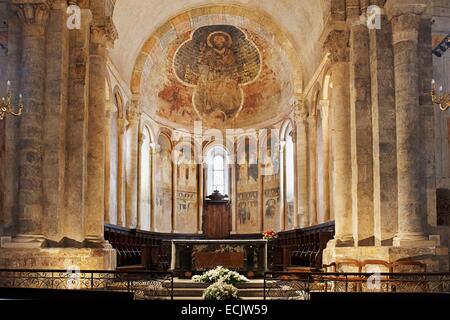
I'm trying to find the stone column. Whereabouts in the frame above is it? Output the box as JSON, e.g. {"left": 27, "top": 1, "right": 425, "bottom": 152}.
{"left": 348, "top": 12, "right": 374, "bottom": 246}
{"left": 369, "top": 10, "right": 398, "bottom": 246}
{"left": 386, "top": 0, "right": 432, "bottom": 246}
{"left": 295, "top": 102, "right": 309, "bottom": 228}
{"left": 279, "top": 141, "right": 286, "bottom": 231}
{"left": 198, "top": 163, "right": 204, "bottom": 234}
{"left": 125, "top": 101, "right": 140, "bottom": 229}
{"left": 116, "top": 116, "right": 126, "bottom": 226}
{"left": 308, "top": 113, "right": 318, "bottom": 226}
{"left": 136, "top": 131, "right": 145, "bottom": 230}
{"left": 64, "top": 6, "right": 91, "bottom": 243}
{"left": 150, "top": 146, "right": 157, "bottom": 231}
{"left": 85, "top": 22, "right": 116, "bottom": 245}
{"left": 104, "top": 108, "right": 113, "bottom": 225}
{"left": 319, "top": 100, "right": 331, "bottom": 222}
{"left": 325, "top": 29, "right": 354, "bottom": 246}
{"left": 11, "top": 0, "right": 51, "bottom": 246}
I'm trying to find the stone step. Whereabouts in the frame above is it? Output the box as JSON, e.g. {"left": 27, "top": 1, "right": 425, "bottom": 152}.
{"left": 174, "top": 296, "right": 265, "bottom": 301}
{"left": 172, "top": 287, "right": 264, "bottom": 298}
{"left": 171, "top": 279, "right": 265, "bottom": 289}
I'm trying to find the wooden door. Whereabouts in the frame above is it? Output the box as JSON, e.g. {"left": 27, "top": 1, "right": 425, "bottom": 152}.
{"left": 203, "top": 200, "right": 231, "bottom": 239}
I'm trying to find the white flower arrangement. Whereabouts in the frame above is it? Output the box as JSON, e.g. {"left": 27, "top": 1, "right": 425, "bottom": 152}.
{"left": 192, "top": 266, "right": 248, "bottom": 285}
{"left": 202, "top": 280, "right": 240, "bottom": 300}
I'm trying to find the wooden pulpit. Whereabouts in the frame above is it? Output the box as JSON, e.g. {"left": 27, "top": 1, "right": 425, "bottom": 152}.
{"left": 203, "top": 191, "right": 231, "bottom": 239}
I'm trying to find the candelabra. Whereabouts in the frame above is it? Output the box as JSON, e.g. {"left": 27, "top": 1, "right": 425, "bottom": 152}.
{"left": 0, "top": 81, "right": 23, "bottom": 120}
{"left": 431, "top": 79, "right": 450, "bottom": 111}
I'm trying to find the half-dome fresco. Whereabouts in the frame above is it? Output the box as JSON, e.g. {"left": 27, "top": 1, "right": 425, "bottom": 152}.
{"left": 140, "top": 18, "right": 295, "bottom": 129}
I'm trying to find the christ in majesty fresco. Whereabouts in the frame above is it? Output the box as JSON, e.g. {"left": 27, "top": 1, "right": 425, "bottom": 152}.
{"left": 173, "top": 25, "right": 261, "bottom": 122}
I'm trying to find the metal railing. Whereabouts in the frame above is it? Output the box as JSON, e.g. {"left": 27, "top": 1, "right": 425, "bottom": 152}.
{"left": 264, "top": 272, "right": 450, "bottom": 300}
{"left": 0, "top": 269, "right": 174, "bottom": 300}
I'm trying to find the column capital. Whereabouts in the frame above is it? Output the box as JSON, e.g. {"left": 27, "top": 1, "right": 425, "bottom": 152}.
{"left": 138, "top": 132, "right": 146, "bottom": 146}
{"left": 91, "top": 18, "right": 118, "bottom": 47}
{"left": 126, "top": 100, "right": 141, "bottom": 122}
{"left": 11, "top": 0, "right": 53, "bottom": 26}
{"left": 322, "top": 28, "right": 350, "bottom": 63}
{"left": 385, "top": 0, "right": 430, "bottom": 20}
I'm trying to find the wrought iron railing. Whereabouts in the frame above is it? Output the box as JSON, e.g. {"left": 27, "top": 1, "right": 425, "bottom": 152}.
{"left": 264, "top": 272, "right": 450, "bottom": 300}
{"left": 0, "top": 269, "right": 174, "bottom": 300}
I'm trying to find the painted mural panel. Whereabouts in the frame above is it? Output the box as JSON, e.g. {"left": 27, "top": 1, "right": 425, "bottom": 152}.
{"left": 262, "top": 134, "right": 280, "bottom": 231}
{"left": 236, "top": 140, "right": 259, "bottom": 233}
{"left": 176, "top": 158, "right": 198, "bottom": 233}
{"left": 155, "top": 135, "right": 172, "bottom": 232}
{"left": 141, "top": 23, "right": 294, "bottom": 129}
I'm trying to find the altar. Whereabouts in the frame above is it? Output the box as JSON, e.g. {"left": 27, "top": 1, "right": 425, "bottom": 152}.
{"left": 170, "top": 239, "right": 268, "bottom": 277}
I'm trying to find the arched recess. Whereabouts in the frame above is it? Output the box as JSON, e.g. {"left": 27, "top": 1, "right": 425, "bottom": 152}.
{"left": 280, "top": 119, "right": 295, "bottom": 230}
{"left": 235, "top": 132, "right": 260, "bottom": 234}
{"left": 138, "top": 124, "right": 153, "bottom": 231}
{"left": 172, "top": 140, "right": 200, "bottom": 233}
{"left": 261, "top": 128, "right": 281, "bottom": 232}
{"left": 154, "top": 132, "right": 173, "bottom": 233}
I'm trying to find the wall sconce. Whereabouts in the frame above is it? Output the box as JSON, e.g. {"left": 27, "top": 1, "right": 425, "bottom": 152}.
{"left": 431, "top": 79, "right": 450, "bottom": 111}
{"left": 0, "top": 81, "right": 23, "bottom": 120}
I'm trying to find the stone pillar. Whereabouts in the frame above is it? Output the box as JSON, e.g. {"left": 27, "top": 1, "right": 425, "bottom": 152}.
{"left": 125, "top": 101, "right": 140, "bottom": 229}
{"left": 325, "top": 29, "right": 354, "bottom": 246}
{"left": 104, "top": 108, "right": 113, "bottom": 225}
{"left": 85, "top": 22, "right": 116, "bottom": 245}
{"left": 369, "top": 11, "right": 398, "bottom": 246}
{"left": 308, "top": 113, "right": 318, "bottom": 226}
{"left": 12, "top": 0, "right": 51, "bottom": 246}
{"left": 386, "top": 0, "right": 432, "bottom": 246}
{"left": 117, "top": 117, "right": 126, "bottom": 226}
{"left": 348, "top": 13, "right": 374, "bottom": 246}
{"left": 150, "top": 146, "right": 157, "bottom": 231}
{"left": 64, "top": 6, "right": 91, "bottom": 243}
{"left": 295, "top": 102, "right": 309, "bottom": 228}
{"left": 319, "top": 100, "right": 331, "bottom": 222}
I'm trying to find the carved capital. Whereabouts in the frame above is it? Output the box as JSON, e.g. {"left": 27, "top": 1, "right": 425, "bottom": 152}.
{"left": 385, "top": 0, "right": 430, "bottom": 20}
{"left": 126, "top": 101, "right": 141, "bottom": 121}
{"left": 294, "top": 100, "right": 308, "bottom": 124}
{"left": 90, "top": 19, "right": 118, "bottom": 46}
{"left": 323, "top": 29, "right": 350, "bottom": 63}
{"left": 11, "top": 0, "right": 53, "bottom": 26}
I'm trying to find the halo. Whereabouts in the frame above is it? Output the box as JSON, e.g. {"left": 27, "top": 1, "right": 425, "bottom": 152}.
{"left": 207, "top": 31, "right": 233, "bottom": 48}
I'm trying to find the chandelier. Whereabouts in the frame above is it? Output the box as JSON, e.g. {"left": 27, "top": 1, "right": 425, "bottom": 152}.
{"left": 0, "top": 81, "right": 23, "bottom": 121}
{"left": 431, "top": 79, "right": 450, "bottom": 111}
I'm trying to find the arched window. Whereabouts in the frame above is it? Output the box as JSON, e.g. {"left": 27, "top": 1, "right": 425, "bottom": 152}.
{"left": 206, "top": 146, "right": 229, "bottom": 196}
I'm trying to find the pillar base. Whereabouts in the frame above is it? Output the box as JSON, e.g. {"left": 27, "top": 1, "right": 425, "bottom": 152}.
{"left": 83, "top": 236, "right": 113, "bottom": 249}
{"left": 2, "top": 235, "right": 46, "bottom": 249}
{"left": 0, "top": 247, "right": 117, "bottom": 270}
{"left": 393, "top": 233, "right": 435, "bottom": 247}
{"left": 334, "top": 236, "right": 355, "bottom": 247}
{"left": 323, "top": 240, "right": 449, "bottom": 272}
